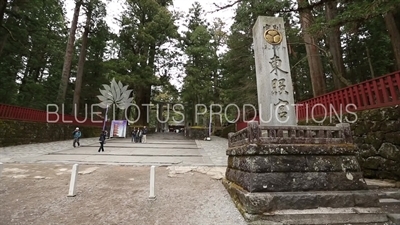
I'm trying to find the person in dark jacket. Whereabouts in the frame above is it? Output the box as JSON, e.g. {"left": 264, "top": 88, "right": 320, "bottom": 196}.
{"left": 138, "top": 128, "right": 143, "bottom": 143}
{"left": 72, "top": 127, "right": 81, "bottom": 148}
{"left": 142, "top": 126, "right": 148, "bottom": 143}
{"left": 132, "top": 127, "right": 138, "bottom": 143}
{"left": 98, "top": 130, "right": 106, "bottom": 152}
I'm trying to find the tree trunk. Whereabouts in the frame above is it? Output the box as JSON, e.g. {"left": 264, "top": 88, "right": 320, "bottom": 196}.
{"left": 384, "top": 11, "right": 400, "bottom": 70}
{"left": 0, "top": 0, "right": 7, "bottom": 26}
{"left": 56, "top": 0, "right": 82, "bottom": 106}
{"left": 148, "top": 43, "right": 156, "bottom": 68}
{"left": 365, "top": 45, "right": 375, "bottom": 78}
{"left": 298, "top": 0, "right": 326, "bottom": 97}
{"left": 135, "top": 40, "right": 155, "bottom": 125}
{"left": 72, "top": 6, "right": 92, "bottom": 116}
{"left": 18, "top": 67, "right": 32, "bottom": 104}
{"left": 157, "top": 102, "right": 163, "bottom": 132}
{"left": 0, "top": 0, "right": 27, "bottom": 57}
{"left": 134, "top": 85, "right": 152, "bottom": 126}
{"left": 326, "top": 1, "right": 347, "bottom": 89}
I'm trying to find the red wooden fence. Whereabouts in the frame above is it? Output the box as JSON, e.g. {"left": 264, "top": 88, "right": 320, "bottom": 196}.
{"left": 0, "top": 103, "right": 105, "bottom": 127}
{"left": 296, "top": 70, "right": 400, "bottom": 120}
{"left": 236, "top": 70, "right": 400, "bottom": 128}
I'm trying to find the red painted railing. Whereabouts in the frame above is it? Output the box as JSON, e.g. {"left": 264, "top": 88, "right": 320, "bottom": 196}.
{"left": 297, "top": 70, "right": 400, "bottom": 120}
{"left": 236, "top": 70, "right": 400, "bottom": 128}
{"left": 0, "top": 103, "right": 105, "bottom": 127}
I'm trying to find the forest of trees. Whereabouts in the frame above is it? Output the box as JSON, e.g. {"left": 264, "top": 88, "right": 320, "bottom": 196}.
{"left": 0, "top": 0, "right": 399, "bottom": 126}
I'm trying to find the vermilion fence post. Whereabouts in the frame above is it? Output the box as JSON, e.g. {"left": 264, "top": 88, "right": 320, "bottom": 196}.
{"left": 354, "top": 85, "right": 361, "bottom": 108}
{"left": 343, "top": 89, "right": 348, "bottom": 108}
{"left": 348, "top": 86, "right": 355, "bottom": 106}
{"left": 311, "top": 98, "right": 316, "bottom": 118}
{"left": 13, "top": 106, "right": 18, "bottom": 119}
{"left": 388, "top": 74, "right": 397, "bottom": 102}
{"left": 16, "top": 107, "right": 20, "bottom": 120}
{"left": 380, "top": 77, "right": 389, "bottom": 103}
{"left": 328, "top": 94, "right": 333, "bottom": 117}
{"left": 360, "top": 83, "right": 368, "bottom": 109}
{"left": 5, "top": 106, "right": 10, "bottom": 118}
{"left": 333, "top": 92, "right": 338, "bottom": 112}
{"left": 321, "top": 96, "right": 325, "bottom": 117}
{"left": 395, "top": 72, "right": 400, "bottom": 101}
{"left": 366, "top": 81, "right": 374, "bottom": 106}
{"left": 320, "top": 96, "right": 325, "bottom": 118}
{"left": 372, "top": 80, "right": 381, "bottom": 105}
{"left": 336, "top": 90, "right": 342, "bottom": 112}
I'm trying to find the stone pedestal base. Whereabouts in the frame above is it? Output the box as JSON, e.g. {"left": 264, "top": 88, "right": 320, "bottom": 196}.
{"left": 223, "top": 178, "right": 389, "bottom": 225}
{"left": 225, "top": 123, "right": 391, "bottom": 224}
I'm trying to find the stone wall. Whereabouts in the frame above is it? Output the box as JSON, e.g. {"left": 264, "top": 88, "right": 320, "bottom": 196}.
{"left": 185, "top": 127, "right": 208, "bottom": 139}
{"left": 221, "top": 124, "right": 235, "bottom": 138}
{"left": 0, "top": 119, "right": 102, "bottom": 147}
{"left": 299, "top": 105, "right": 400, "bottom": 181}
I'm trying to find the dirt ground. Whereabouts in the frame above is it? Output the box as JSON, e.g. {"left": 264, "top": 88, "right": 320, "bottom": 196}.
{"left": 2, "top": 163, "right": 400, "bottom": 225}
{"left": 0, "top": 163, "right": 246, "bottom": 225}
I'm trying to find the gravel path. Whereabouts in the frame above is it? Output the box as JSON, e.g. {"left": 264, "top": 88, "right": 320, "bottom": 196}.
{"left": 0, "top": 163, "right": 247, "bottom": 225}
{"left": 0, "top": 135, "right": 246, "bottom": 225}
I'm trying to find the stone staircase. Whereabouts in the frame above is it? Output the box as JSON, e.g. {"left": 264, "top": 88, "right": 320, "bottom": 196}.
{"left": 378, "top": 190, "right": 400, "bottom": 224}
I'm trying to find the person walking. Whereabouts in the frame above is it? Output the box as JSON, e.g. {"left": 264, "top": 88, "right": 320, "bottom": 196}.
{"left": 138, "top": 128, "right": 143, "bottom": 143}
{"left": 98, "top": 130, "right": 106, "bottom": 152}
{"left": 72, "top": 127, "right": 81, "bottom": 148}
{"left": 135, "top": 127, "right": 140, "bottom": 143}
{"left": 131, "top": 128, "right": 136, "bottom": 142}
{"left": 142, "top": 126, "right": 148, "bottom": 143}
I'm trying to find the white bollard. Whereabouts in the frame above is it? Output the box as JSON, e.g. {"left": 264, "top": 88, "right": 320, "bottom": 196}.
{"left": 67, "top": 164, "right": 79, "bottom": 197}
{"left": 149, "top": 165, "right": 156, "bottom": 200}
{"left": 0, "top": 162, "right": 3, "bottom": 178}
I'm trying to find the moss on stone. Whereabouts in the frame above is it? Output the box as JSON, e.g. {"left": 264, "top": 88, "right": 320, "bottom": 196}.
{"left": 353, "top": 122, "right": 369, "bottom": 136}
{"left": 378, "top": 142, "right": 400, "bottom": 161}
{"left": 295, "top": 106, "right": 400, "bottom": 180}
{"left": 357, "top": 144, "right": 378, "bottom": 158}
{"left": 384, "top": 132, "right": 400, "bottom": 145}
{"left": 364, "top": 131, "right": 384, "bottom": 150}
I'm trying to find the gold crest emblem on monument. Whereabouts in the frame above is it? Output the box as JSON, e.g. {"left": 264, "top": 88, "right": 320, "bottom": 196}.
{"left": 264, "top": 29, "right": 282, "bottom": 45}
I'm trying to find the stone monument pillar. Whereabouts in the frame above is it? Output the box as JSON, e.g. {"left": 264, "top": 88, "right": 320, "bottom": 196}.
{"left": 222, "top": 16, "right": 390, "bottom": 225}
{"left": 253, "top": 16, "right": 296, "bottom": 126}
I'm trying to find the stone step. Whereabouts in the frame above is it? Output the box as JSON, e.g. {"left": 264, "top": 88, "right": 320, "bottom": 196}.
{"left": 245, "top": 208, "right": 389, "bottom": 225}
{"left": 378, "top": 191, "right": 400, "bottom": 199}
{"left": 365, "top": 179, "right": 397, "bottom": 189}
{"left": 379, "top": 198, "right": 400, "bottom": 204}
{"left": 387, "top": 214, "right": 400, "bottom": 224}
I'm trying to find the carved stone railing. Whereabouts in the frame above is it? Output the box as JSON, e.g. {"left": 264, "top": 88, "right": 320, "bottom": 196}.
{"left": 227, "top": 127, "right": 249, "bottom": 147}
{"left": 228, "top": 121, "right": 352, "bottom": 147}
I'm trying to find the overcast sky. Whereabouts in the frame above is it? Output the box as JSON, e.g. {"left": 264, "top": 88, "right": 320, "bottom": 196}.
{"left": 64, "top": 0, "right": 236, "bottom": 33}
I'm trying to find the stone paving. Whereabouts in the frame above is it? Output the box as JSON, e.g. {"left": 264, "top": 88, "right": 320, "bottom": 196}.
{"left": 0, "top": 137, "right": 100, "bottom": 163}
{"left": 0, "top": 133, "right": 229, "bottom": 166}
{"left": 195, "top": 136, "right": 228, "bottom": 166}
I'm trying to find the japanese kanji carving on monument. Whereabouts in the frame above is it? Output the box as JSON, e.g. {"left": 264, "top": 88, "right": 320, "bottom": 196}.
{"left": 253, "top": 17, "right": 296, "bottom": 126}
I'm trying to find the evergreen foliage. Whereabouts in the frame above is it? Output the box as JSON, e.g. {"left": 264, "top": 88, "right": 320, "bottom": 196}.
{"left": 0, "top": 0, "right": 399, "bottom": 126}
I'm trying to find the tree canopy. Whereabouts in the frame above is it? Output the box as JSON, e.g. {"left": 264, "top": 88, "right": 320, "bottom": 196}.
{"left": 1, "top": 0, "right": 399, "bottom": 126}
